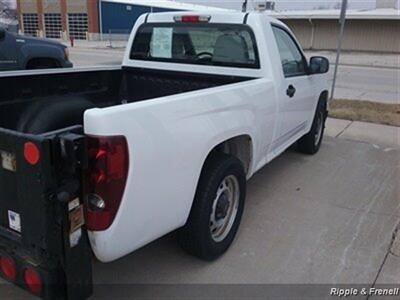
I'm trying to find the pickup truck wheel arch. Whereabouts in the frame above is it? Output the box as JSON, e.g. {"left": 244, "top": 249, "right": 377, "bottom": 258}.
{"left": 16, "top": 97, "right": 95, "bottom": 134}
{"left": 207, "top": 135, "right": 253, "bottom": 176}
{"left": 297, "top": 94, "right": 328, "bottom": 155}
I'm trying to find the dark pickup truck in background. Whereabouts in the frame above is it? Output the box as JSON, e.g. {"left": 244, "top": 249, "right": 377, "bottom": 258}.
{"left": 0, "top": 27, "right": 73, "bottom": 71}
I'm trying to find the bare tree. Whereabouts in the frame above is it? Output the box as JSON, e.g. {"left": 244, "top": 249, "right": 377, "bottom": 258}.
{"left": 0, "top": 0, "right": 18, "bottom": 31}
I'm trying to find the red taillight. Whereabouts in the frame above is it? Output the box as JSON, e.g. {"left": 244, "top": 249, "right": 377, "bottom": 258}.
{"left": 24, "top": 142, "right": 40, "bottom": 165}
{"left": 0, "top": 256, "right": 16, "bottom": 281}
{"left": 174, "top": 15, "right": 211, "bottom": 23}
{"left": 23, "top": 267, "right": 42, "bottom": 295}
{"left": 85, "top": 136, "right": 129, "bottom": 231}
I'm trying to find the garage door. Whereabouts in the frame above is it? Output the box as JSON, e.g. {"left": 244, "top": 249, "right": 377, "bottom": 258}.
{"left": 68, "top": 13, "right": 88, "bottom": 40}
{"left": 44, "top": 13, "right": 62, "bottom": 39}
{"left": 22, "top": 14, "right": 38, "bottom": 37}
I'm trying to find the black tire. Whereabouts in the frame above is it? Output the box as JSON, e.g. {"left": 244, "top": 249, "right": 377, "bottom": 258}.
{"left": 16, "top": 97, "right": 95, "bottom": 134}
{"left": 26, "top": 58, "right": 60, "bottom": 70}
{"left": 297, "top": 99, "right": 327, "bottom": 155}
{"left": 178, "top": 153, "right": 246, "bottom": 261}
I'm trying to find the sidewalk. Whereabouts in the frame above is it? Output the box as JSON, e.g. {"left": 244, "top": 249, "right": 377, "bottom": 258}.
{"left": 305, "top": 50, "right": 400, "bottom": 69}
{"left": 62, "top": 39, "right": 127, "bottom": 51}
{"left": 325, "top": 117, "right": 400, "bottom": 148}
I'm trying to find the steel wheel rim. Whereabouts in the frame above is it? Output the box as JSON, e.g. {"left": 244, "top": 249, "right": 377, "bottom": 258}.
{"left": 209, "top": 175, "right": 240, "bottom": 242}
{"left": 315, "top": 111, "right": 324, "bottom": 147}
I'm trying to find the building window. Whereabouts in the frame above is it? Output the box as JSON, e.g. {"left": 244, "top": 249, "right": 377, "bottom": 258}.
{"left": 44, "top": 13, "right": 62, "bottom": 39}
{"left": 68, "top": 13, "right": 88, "bottom": 40}
{"left": 22, "top": 14, "right": 38, "bottom": 37}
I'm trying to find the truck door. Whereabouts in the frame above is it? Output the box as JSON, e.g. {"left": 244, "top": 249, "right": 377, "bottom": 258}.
{"left": 271, "top": 25, "right": 316, "bottom": 149}
{"left": 0, "top": 28, "right": 18, "bottom": 71}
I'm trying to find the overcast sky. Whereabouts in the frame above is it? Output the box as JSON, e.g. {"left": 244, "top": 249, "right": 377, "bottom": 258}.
{"left": 175, "top": 0, "right": 377, "bottom": 10}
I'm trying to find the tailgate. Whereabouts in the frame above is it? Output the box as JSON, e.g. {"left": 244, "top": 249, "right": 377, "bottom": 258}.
{"left": 0, "top": 127, "right": 92, "bottom": 300}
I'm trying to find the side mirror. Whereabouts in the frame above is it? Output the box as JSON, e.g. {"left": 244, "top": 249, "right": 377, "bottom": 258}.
{"left": 309, "top": 56, "right": 329, "bottom": 74}
{"left": 0, "top": 27, "right": 5, "bottom": 40}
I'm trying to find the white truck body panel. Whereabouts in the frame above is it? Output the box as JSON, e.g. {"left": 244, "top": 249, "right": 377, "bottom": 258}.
{"left": 84, "top": 12, "right": 328, "bottom": 262}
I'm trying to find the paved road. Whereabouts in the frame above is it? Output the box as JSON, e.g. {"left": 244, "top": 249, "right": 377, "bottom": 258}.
{"left": 2, "top": 134, "right": 399, "bottom": 299}
{"left": 329, "top": 65, "right": 400, "bottom": 104}
{"left": 69, "top": 48, "right": 399, "bottom": 104}
{"left": 69, "top": 47, "right": 124, "bottom": 67}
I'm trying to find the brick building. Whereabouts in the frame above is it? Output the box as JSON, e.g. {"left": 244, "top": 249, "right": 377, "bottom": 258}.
{"left": 17, "top": 0, "right": 99, "bottom": 40}
{"left": 15, "top": 0, "right": 400, "bottom": 53}
{"left": 16, "top": 0, "right": 228, "bottom": 40}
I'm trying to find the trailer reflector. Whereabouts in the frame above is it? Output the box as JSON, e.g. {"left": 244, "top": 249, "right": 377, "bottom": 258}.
{"left": 24, "top": 142, "right": 40, "bottom": 165}
{"left": 23, "top": 267, "right": 42, "bottom": 295}
{"left": 0, "top": 256, "right": 16, "bottom": 281}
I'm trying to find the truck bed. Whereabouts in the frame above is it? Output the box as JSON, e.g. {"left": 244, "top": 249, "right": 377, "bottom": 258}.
{"left": 0, "top": 66, "right": 252, "bottom": 132}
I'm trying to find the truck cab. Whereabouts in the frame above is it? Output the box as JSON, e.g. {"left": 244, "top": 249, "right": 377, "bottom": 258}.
{"left": 0, "top": 27, "right": 73, "bottom": 70}
{"left": 0, "top": 27, "right": 17, "bottom": 70}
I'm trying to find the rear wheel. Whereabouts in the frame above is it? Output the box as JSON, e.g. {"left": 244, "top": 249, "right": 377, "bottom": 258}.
{"left": 297, "top": 99, "right": 327, "bottom": 155}
{"left": 178, "top": 154, "right": 246, "bottom": 261}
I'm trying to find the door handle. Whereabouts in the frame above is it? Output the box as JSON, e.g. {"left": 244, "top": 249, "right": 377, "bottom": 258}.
{"left": 286, "top": 85, "right": 296, "bottom": 98}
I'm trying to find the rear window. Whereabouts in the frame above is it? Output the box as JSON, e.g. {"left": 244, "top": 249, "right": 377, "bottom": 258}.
{"left": 130, "top": 23, "right": 260, "bottom": 69}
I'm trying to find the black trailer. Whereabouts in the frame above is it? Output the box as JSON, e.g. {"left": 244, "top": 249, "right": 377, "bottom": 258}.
{"left": 0, "top": 126, "right": 92, "bottom": 299}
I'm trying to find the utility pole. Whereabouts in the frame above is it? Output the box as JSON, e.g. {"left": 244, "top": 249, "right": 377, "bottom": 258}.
{"left": 242, "top": 0, "right": 248, "bottom": 12}
{"left": 330, "top": 0, "right": 348, "bottom": 100}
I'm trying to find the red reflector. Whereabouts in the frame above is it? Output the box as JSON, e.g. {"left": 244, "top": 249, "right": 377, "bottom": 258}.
{"left": 24, "top": 267, "right": 42, "bottom": 295}
{"left": 24, "top": 142, "right": 40, "bottom": 165}
{"left": 0, "top": 256, "right": 16, "bottom": 281}
{"left": 85, "top": 136, "right": 129, "bottom": 231}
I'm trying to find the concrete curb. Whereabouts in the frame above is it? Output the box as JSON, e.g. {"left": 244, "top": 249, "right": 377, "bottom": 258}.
{"left": 325, "top": 117, "right": 400, "bottom": 148}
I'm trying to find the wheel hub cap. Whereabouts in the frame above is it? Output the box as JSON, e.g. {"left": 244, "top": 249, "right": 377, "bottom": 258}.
{"left": 209, "top": 175, "right": 240, "bottom": 242}
{"left": 215, "top": 192, "right": 230, "bottom": 220}
{"left": 315, "top": 111, "right": 324, "bottom": 147}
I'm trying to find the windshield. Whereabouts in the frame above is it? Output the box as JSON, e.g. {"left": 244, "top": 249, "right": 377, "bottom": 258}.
{"left": 130, "top": 23, "right": 260, "bottom": 69}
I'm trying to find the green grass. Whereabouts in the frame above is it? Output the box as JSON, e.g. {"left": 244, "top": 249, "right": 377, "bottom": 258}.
{"left": 329, "top": 99, "right": 400, "bottom": 127}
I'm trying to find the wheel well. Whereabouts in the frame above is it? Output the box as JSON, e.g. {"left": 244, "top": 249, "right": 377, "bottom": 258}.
{"left": 206, "top": 135, "right": 253, "bottom": 175}
{"left": 320, "top": 90, "right": 329, "bottom": 105}
{"left": 320, "top": 90, "right": 329, "bottom": 115}
{"left": 26, "top": 57, "right": 60, "bottom": 69}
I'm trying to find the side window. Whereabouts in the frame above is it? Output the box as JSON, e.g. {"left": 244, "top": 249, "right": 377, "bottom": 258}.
{"left": 272, "top": 25, "right": 307, "bottom": 77}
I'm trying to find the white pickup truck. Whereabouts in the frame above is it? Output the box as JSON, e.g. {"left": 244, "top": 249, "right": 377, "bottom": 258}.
{"left": 0, "top": 11, "right": 329, "bottom": 299}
